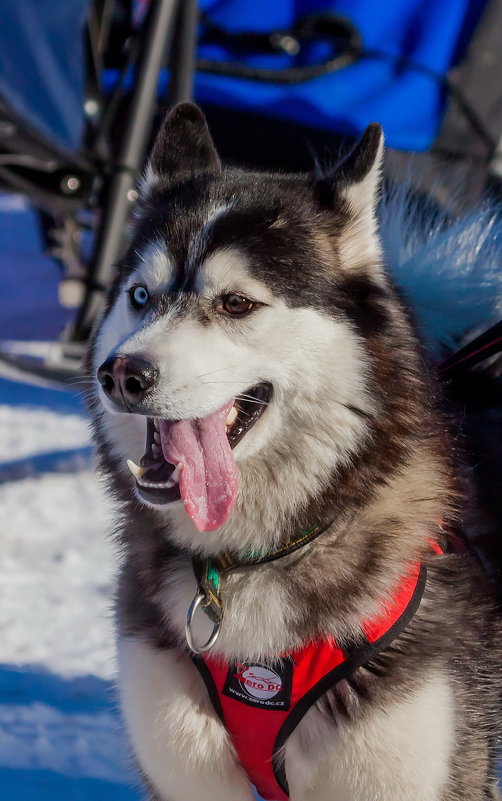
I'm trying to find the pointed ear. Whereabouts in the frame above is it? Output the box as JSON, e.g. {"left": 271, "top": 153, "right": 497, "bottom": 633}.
{"left": 315, "top": 124, "right": 384, "bottom": 274}
{"left": 140, "top": 102, "right": 221, "bottom": 192}
{"left": 315, "top": 123, "right": 384, "bottom": 216}
{"left": 336, "top": 123, "right": 384, "bottom": 217}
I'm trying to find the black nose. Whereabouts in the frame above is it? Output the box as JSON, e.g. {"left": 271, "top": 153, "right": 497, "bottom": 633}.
{"left": 97, "top": 355, "right": 158, "bottom": 408}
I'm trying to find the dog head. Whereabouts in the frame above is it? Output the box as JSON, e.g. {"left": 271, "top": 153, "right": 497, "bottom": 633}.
{"left": 90, "top": 103, "right": 413, "bottom": 553}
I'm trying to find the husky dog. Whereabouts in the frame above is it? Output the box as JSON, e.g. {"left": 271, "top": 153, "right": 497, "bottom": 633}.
{"left": 88, "top": 103, "right": 500, "bottom": 801}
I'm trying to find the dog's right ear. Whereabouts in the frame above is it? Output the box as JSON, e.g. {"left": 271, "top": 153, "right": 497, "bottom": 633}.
{"left": 141, "top": 102, "right": 221, "bottom": 192}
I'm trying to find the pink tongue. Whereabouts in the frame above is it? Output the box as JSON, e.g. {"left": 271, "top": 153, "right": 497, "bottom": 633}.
{"left": 159, "top": 401, "right": 238, "bottom": 532}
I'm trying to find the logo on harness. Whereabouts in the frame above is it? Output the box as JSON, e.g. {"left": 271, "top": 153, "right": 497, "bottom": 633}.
{"left": 235, "top": 665, "right": 283, "bottom": 699}
{"left": 223, "top": 660, "right": 293, "bottom": 710}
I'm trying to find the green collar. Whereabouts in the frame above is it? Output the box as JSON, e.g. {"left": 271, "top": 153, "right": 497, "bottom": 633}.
{"left": 191, "top": 520, "right": 332, "bottom": 626}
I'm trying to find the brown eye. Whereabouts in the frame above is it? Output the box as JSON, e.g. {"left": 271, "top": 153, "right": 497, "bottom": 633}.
{"left": 221, "top": 293, "right": 256, "bottom": 316}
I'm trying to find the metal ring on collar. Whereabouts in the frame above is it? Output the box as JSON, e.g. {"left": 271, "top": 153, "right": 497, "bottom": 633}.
{"left": 185, "top": 592, "right": 221, "bottom": 654}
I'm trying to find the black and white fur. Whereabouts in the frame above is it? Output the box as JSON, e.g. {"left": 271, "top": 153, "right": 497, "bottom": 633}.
{"left": 88, "top": 103, "right": 501, "bottom": 800}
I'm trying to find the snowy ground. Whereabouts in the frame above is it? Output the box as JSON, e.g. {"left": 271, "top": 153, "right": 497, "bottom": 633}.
{"left": 0, "top": 198, "right": 140, "bottom": 800}
{"left": 0, "top": 388, "right": 141, "bottom": 801}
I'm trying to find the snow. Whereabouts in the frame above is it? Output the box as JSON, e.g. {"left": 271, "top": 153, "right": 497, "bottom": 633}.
{"left": 0, "top": 405, "right": 89, "bottom": 462}
{"left": 0, "top": 472, "right": 115, "bottom": 677}
{"left": 0, "top": 430, "right": 140, "bottom": 799}
{"left": 0, "top": 422, "right": 140, "bottom": 799}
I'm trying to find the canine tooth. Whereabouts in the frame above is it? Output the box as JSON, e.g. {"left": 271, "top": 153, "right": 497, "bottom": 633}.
{"left": 126, "top": 459, "right": 147, "bottom": 479}
{"left": 226, "top": 406, "right": 238, "bottom": 426}
{"left": 153, "top": 431, "right": 160, "bottom": 443}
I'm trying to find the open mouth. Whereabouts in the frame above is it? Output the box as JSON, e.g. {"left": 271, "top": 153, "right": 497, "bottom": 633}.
{"left": 126, "top": 382, "right": 272, "bottom": 529}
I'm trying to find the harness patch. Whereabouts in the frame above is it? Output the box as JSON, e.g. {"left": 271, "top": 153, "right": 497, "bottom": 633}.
{"left": 223, "top": 659, "right": 293, "bottom": 710}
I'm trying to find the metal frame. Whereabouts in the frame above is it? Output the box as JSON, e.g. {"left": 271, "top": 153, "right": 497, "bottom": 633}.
{"left": 0, "top": 0, "right": 198, "bottom": 377}
{"left": 72, "top": 0, "right": 184, "bottom": 341}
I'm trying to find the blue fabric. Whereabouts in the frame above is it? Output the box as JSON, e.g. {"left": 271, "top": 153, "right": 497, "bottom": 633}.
{"left": 0, "top": 0, "right": 88, "bottom": 151}
{"left": 195, "top": 0, "right": 487, "bottom": 150}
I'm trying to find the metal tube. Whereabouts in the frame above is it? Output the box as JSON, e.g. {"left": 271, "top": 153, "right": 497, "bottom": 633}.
{"left": 168, "top": 0, "right": 199, "bottom": 105}
{"left": 72, "top": 0, "right": 179, "bottom": 340}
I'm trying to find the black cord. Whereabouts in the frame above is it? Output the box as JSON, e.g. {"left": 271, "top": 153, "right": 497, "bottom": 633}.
{"left": 197, "top": 11, "right": 361, "bottom": 84}
{"left": 196, "top": 48, "right": 356, "bottom": 84}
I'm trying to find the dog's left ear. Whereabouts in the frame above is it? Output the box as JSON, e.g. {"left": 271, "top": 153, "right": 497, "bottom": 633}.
{"left": 336, "top": 123, "right": 384, "bottom": 215}
{"left": 315, "top": 124, "right": 384, "bottom": 273}
{"left": 141, "top": 102, "right": 221, "bottom": 192}
{"left": 315, "top": 123, "right": 384, "bottom": 217}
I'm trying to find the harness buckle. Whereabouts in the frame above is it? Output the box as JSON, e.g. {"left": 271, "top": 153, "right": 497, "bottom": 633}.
{"left": 185, "top": 591, "right": 221, "bottom": 654}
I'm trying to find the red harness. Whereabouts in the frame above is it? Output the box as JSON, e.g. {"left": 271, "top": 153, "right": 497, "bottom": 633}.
{"left": 192, "top": 560, "right": 427, "bottom": 800}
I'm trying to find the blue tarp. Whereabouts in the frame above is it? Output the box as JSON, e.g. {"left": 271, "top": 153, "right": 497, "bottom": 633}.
{"left": 0, "top": 0, "right": 89, "bottom": 151}
{"left": 196, "top": 0, "right": 486, "bottom": 150}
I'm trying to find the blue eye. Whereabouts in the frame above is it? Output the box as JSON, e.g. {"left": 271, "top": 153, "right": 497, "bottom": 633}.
{"left": 129, "top": 285, "right": 149, "bottom": 310}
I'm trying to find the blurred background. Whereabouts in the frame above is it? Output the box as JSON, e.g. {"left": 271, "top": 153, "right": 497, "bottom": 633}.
{"left": 0, "top": 1, "right": 500, "bottom": 798}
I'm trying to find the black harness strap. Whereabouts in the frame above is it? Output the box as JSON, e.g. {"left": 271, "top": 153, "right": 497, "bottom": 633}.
{"left": 271, "top": 563, "right": 428, "bottom": 795}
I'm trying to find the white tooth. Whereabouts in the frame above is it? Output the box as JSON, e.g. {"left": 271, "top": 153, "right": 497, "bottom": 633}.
{"left": 126, "top": 459, "right": 147, "bottom": 480}
{"left": 137, "top": 478, "right": 176, "bottom": 489}
{"left": 226, "top": 406, "right": 238, "bottom": 426}
{"left": 153, "top": 431, "right": 160, "bottom": 443}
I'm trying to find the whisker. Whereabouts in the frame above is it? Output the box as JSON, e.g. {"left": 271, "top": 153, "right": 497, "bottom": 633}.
{"left": 236, "top": 394, "right": 269, "bottom": 407}
{"left": 71, "top": 387, "right": 96, "bottom": 400}
{"left": 65, "top": 376, "right": 94, "bottom": 385}
{"left": 196, "top": 365, "right": 242, "bottom": 379}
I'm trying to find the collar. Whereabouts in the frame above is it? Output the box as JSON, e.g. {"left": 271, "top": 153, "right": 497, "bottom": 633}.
{"left": 187, "top": 520, "right": 334, "bottom": 653}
